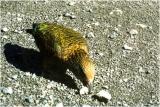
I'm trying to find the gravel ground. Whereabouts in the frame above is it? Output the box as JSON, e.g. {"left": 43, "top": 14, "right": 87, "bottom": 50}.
{"left": 0, "top": 0, "right": 160, "bottom": 106}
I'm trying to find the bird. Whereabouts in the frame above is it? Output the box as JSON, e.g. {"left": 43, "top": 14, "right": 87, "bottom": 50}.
{"left": 32, "top": 22, "right": 95, "bottom": 93}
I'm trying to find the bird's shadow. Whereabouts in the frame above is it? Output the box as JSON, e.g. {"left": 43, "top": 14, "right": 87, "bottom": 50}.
{"left": 4, "top": 43, "right": 78, "bottom": 90}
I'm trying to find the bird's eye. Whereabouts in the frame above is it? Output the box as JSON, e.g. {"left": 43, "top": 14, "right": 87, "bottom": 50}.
{"left": 32, "top": 23, "right": 39, "bottom": 32}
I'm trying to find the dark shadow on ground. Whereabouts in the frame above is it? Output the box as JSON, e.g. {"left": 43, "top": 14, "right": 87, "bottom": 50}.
{"left": 92, "top": 95, "right": 109, "bottom": 103}
{"left": 4, "top": 43, "right": 78, "bottom": 90}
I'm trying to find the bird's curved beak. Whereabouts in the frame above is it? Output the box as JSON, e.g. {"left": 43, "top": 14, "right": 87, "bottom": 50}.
{"left": 87, "top": 82, "right": 92, "bottom": 94}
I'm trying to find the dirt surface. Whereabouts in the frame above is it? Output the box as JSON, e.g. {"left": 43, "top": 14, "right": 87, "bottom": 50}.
{"left": 0, "top": 0, "right": 159, "bottom": 106}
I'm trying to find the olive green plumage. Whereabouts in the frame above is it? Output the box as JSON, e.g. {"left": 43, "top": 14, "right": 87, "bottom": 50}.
{"left": 33, "top": 22, "right": 88, "bottom": 61}
{"left": 32, "top": 22, "right": 95, "bottom": 92}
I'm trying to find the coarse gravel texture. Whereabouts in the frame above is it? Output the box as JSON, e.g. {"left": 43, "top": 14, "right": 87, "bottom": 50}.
{"left": 0, "top": 0, "right": 160, "bottom": 106}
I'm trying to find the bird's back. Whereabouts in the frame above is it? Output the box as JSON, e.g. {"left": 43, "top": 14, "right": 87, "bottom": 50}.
{"left": 33, "top": 23, "right": 88, "bottom": 61}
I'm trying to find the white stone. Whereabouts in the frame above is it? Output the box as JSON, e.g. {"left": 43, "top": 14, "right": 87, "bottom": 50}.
{"left": 102, "top": 85, "right": 109, "bottom": 89}
{"left": 12, "top": 75, "right": 18, "bottom": 79}
{"left": 93, "top": 22, "right": 100, "bottom": 26}
{"left": 123, "top": 78, "right": 128, "bottom": 82}
{"left": 80, "top": 86, "right": 89, "bottom": 95}
{"left": 3, "top": 87, "right": 13, "bottom": 94}
{"left": 86, "top": 24, "right": 92, "bottom": 28}
{"left": 97, "top": 90, "right": 112, "bottom": 100}
{"left": 86, "top": 32, "right": 94, "bottom": 38}
{"left": 7, "top": 12, "right": 11, "bottom": 15}
{"left": 110, "top": 9, "right": 123, "bottom": 15}
{"left": 136, "top": 23, "right": 147, "bottom": 28}
{"left": 88, "top": 9, "right": 92, "bottom": 13}
{"left": 44, "top": 103, "right": 50, "bottom": 107}
{"left": 64, "top": 13, "right": 76, "bottom": 19}
{"left": 17, "top": 17, "right": 22, "bottom": 21}
{"left": 123, "top": 44, "right": 133, "bottom": 50}
{"left": 2, "top": 35, "right": 8, "bottom": 39}
{"left": 139, "top": 67, "right": 145, "bottom": 72}
{"left": 32, "top": 73, "right": 36, "bottom": 78}
{"left": 14, "top": 30, "right": 23, "bottom": 34}
{"left": 44, "top": 0, "right": 49, "bottom": 3}
{"left": 17, "top": 14, "right": 20, "bottom": 17}
{"left": 115, "top": 9, "right": 123, "bottom": 15}
{"left": 70, "top": 15, "right": 76, "bottom": 19}
{"left": 110, "top": 31, "right": 118, "bottom": 39}
{"left": 47, "top": 82, "right": 55, "bottom": 89}
{"left": 118, "top": 24, "right": 122, "bottom": 27}
{"left": 129, "top": 29, "right": 138, "bottom": 35}
{"left": 99, "top": 52, "right": 104, "bottom": 56}
{"left": 25, "top": 72, "right": 31, "bottom": 76}
{"left": 56, "top": 102, "right": 63, "bottom": 107}
{"left": 68, "top": 1, "right": 76, "bottom": 6}
{"left": 2, "top": 27, "right": 9, "bottom": 32}
{"left": 14, "top": 29, "right": 18, "bottom": 32}
{"left": 56, "top": 16, "right": 63, "bottom": 22}
{"left": 18, "top": 31, "right": 23, "bottom": 34}
{"left": 64, "top": 13, "right": 71, "bottom": 17}
{"left": 82, "top": 104, "right": 91, "bottom": 107}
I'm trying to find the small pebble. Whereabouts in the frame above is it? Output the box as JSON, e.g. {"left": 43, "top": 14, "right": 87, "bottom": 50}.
{"left": 47, "top": 83, "right": 55, "bottom": 89}
{"left": 0, "top": 87, "right": 4, "bottom": 91}
{"left": 25, "top": 72, "right": 31, "bottom": 76}
{"left": 96, "top": 90, "right": 112, "bottom": 100}
{"left": 18, "top": 31, "right": 23, "bottom": 34}
{"left": 2, "top": 27, "right": 9, "bottom": 32}
{"left": 118, "top": 24, "right": 122, "bottom": 27}
{"left": 99, "top": 52, "right": 104, "bottom": 56}
{"left": 24, "top": 96, "right": 34, "bottom": 103}
{"left": 56, "top": 102, "right": 63, "bottom": 107}
{"left": 64, "top": 13, "right": 71, "bottom": 17}
{"left": 119, "top": 79, "right": 123, "bottom": 83}
{"left": 7, "top": 12, "right": 11, "bottom": 15}
{"left": 80, "top": 86, "right": 89, "bottom": 95}
{"left": 123, "top": 78, "right": 129, "bottom": 82}
{"left": 114, "top": 27, "right": 119, "bottom": 32}
{"left": 68, "top": 1, "right": 76, "bottom": 6}
{"left": 129, "top": 29, "right": 138, "bottom": 35}
{"left": 117, "top": 101, "right": 122, "bottom": 105}
{"left": 139, "top": 67, "right": 145, "bottom": 72}
{"left": 2, "top": 87, "right": 13, "bottom": 94}
{"left": 86, "top": 24, "right": 92, "bottom": 29}
{"left": 86, "top": 32, "right": 94, "bottom": 38}
{"left": 12, "top": 75, "right": 18, "bottom": 80}
{"left": 14, "top": 30, "right": 23, "bottom": 34}
{"left": 43, "top": 103, "right": 50, "bottom": 107}
{"left": 136, "top": 23, "right": 147, "bottom": 28}
{"left": 123, "top": 103, "right": 129, "bottom": 106}
{"left": 82, "top": 104, "right": 91, "bottom": 107}
{"left": 63, "top": 13, "right": 76, "bottom": 19}
{"left": 93, "top": 22, "right": 100, "bottom": 26}
{"left": 110, "top": 9, "right": 123, "bottom": 15}
{"left": 56, "top": 15, "right": 63, "bottom": 22}
{"left": 32, "top": 73, "right": 36, "bottom": 78}
{"left": 123, "top": 44, "right": 133, "bottom": 50}
{"left": 102, "top": 85, "right": 109, "bottom": 89}
{"left": 109, "top": 31, "right": 118, "bottom": 39}
{"left": 44, "top": 0, "right": 49, "bottom": 3}
{"left": 2, "top": 35, "right": 8, "bottom": 39}
{"left": 87, "top": 9, "right": 92, "bottom": 13}
{"left": 17, "top": 17, "right": 22, "bottom": 21}
{"left": 70, "top": 15, "right": 76, "bottom": 19}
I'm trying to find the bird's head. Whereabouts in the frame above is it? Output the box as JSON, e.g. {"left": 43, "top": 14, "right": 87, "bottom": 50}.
{"left": 32, "top": 23, "right": 49, "bottom": 33}
{"left": 81, "top": 57, "right": 95, "bottom": 93}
